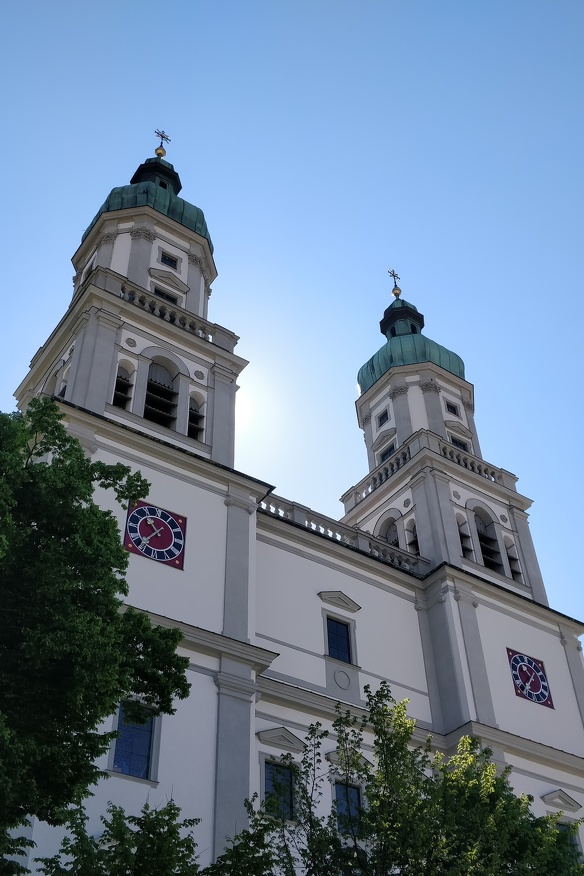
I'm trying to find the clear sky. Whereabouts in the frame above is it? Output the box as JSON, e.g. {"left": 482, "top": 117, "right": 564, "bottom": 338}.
{"left": 2, "top": 1, "right": 583, "bottom": 619}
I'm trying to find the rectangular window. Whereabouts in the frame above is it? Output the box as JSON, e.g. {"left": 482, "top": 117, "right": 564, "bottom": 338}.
{"left": 380, "top": 443, "right": 395, "bottom": 462}
{"left": 327, "top": 617, "right": 352, "bottom": 663}
{"left": 154, "top": 286, "right": 179, "bottom": 305}
{"left": 160, "top": 252, "right": 178, "bottom": 270}
{"left": 377, "top": 410, "right": 389, "bottom": 427}
{"left": 112, "top": 702, "right": 154, "bottom": 779}
{"left": 335, "top": 782, "right": 361, "bottom": 831}
{"left": 451, "top": 437, "right": 469, "bottom": 452}
{"left": 265, "top": 762, "right": 294, "bottom": 820}
{"left": 446, "top": 401, "right": 460, "bottom": 416}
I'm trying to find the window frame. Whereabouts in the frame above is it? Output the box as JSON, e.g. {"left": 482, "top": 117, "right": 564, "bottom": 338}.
{"left": 157, "top": 246, "right": 183, "bottom": 274}
{"left": 445, "top": 400, "right": 460, "bottom": 417}
{"left": 379, "top": 442, "right": 396, "bottom": 463}
{"left": 334, "top": 780, "right": 362, "bottom": 834}
{"left": 263, "top": 759, "right": 295, "bottom": 822}
{"left": 324, "top": 613, "right": 357, "bottom": 665}
{"left": 450, "top": 435, "right": 469, "bottom": 452}
{"left": 108, "top": 701, "right": 161, "bottom": 784}
{"left": 377, "top": 409, "right": 389, "bottom": 428}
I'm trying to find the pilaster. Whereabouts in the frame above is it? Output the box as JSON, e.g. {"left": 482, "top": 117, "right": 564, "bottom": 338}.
{"left": 559, "top": 626, "right": 584, "bottom": 728}
{"left": 210, "top": 362, "right": 238, "bottom": 467}
{"left": 67, "top": 307, "right": 122, "bottom": 413}
{"left": 127, "top": 222, "right": 156, "bottom": 289}
{"left": 222, "top": 488, "right": 256, "bottom": 641}
{"left": 420, "top": 373, "right": 446, "bottom": 437}
{"left": 389, "top": 383, "right": 412, "bottom": 445}
{"left": 213, "top": 657, "right": 256, "bottom": 855}
{"left": 507, "top": 506, "right": 548, "bottom": 605}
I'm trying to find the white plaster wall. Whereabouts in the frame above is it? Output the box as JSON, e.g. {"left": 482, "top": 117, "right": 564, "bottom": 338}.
{"left": 255, "top": 540, "right": 429, "bottom": 717}
{"left": 93, "top": 449, "right": 228, "bottom": 633}
{"left": 111, "top": 232, "right": 131, "bottom": 277}
{"left": 477, "top": 601, "right": 584, "bottom": 754}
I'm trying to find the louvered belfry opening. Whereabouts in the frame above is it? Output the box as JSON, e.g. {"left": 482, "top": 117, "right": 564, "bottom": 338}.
{"left": 188, "top": 398, "right": 204, "bottom": 440}
{"left": 113, "top": 366, "right": 132, "bottom": 409}
{"left": 144, "top": 363, "right": 177, "bottom": 429}
{"left": 474, "top": 511, "right": 504, "bottom": 575}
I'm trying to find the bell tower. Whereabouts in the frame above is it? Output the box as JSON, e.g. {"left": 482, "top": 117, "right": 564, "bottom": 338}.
{"left": 15, "top": 138, "right": 246, "bottom": 468}
{"left": 342, "top": 273, "right": 547, "bottom": 605}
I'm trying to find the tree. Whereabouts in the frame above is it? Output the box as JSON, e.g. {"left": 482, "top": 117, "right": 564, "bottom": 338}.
{"left": 0, "top": 399, "right": 190, "bottom": 858}
{"left": 37, "top": 801, "right": 200, "bottom": 876}
{"left": 43, "top": 683, "right": 583, "bottom": 876}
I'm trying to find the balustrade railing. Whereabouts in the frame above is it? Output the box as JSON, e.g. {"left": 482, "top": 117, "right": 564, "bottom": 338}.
{"left": 258, "top": 495, "right": 428, "bottom": 576}
{"left": 119, "top": 284, "right": 215, "bottom": 342}
{"left": 342, "top": 430, "right": 515, "bottom": 512}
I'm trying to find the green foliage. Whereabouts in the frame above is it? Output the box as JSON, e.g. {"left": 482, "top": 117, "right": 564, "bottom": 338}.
{"left": 0, "top": 399, "right": 190, "bottom": 847}
{"left": 37, "top": 801, "right": 200, "bottom": 876}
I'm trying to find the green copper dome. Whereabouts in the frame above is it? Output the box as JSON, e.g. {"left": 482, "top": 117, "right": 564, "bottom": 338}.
{"left": 82, "top": 157, "right": 213, "bottom": 252}
{"left": 357, "top": 297, "right": 465, "bottom": 394}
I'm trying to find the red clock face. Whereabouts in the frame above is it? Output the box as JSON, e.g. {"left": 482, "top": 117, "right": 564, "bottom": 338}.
{"left": 125, "top": 501, "right": 187, "bottom": 569}
{"left": 507, "top": 648, "right": 553, "bottom": 708}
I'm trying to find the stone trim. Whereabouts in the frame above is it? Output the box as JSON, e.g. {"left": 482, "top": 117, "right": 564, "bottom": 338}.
{"left": 420, "top": 381, "right": 441, "bottom": 393}
{"left": 257, "top": 727, "right": 306, "bottom": 753}
{"left": 188, "top": 253, "right": 204, "bottom": 269}
{"left": 130, "top": 226, "right": 156, "bottom": 242}
{"left": 318, "top": 590, "right": 362, "bottom": 613}
{"left": 541, "top": 789, "right": 582, "bottom": 812}
{"left": 389, "top": 385, "right": 408, "bottom": 400}
{"left": 98, "top": 231, "right": 118, "bottom": 245}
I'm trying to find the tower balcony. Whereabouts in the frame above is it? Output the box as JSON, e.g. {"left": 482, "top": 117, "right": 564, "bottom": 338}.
{"left": 341, "top": 430, "right": 519, "bottom": 514}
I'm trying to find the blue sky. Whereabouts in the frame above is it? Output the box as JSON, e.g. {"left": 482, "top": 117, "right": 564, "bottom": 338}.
{"left": 2, "top": 1, "right": 583, "bottom": 618}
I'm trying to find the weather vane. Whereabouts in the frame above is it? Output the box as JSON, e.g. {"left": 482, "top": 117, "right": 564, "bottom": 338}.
{"left": 154, "top": 129, "right": 171, "bottom": 157}
{"left": 388, "top": 268, "right": 402, "bottom": 298}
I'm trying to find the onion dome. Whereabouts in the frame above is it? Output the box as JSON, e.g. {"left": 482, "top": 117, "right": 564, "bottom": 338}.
{"left": 82, "top": 156, "right": 213, "bottom": 252}
{"left": 357, "top": 296, "right": 465, "bottom": 394}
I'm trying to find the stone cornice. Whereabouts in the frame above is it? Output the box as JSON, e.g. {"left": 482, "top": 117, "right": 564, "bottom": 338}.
{"left": 145, "top": 610, "right": 279, "bottom": 673}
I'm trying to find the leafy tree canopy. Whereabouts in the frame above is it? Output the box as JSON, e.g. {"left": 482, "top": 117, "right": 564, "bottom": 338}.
{"left": 39, "top": 684, "right": 584, "bottom": 876}
{"left": 0, "top": 398, "right": 190, "bottom": 846}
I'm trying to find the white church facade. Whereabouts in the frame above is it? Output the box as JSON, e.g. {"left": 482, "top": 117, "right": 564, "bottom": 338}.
{"left": 15, "top": 148, "right": 584, "bottom": 866}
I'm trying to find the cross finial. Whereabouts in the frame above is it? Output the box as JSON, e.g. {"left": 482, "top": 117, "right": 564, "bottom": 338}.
{"left": 154, "top": 129, "right": 171, "bottom": 157}
{"left": 388, "top": 268, "right": 402, "bottom": 298}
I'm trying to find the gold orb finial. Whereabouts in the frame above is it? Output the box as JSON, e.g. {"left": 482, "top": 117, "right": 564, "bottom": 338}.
{"left": 154, "top": 129, "right": 171, "bottom": 158}
{"left": 388, "top": 268, "right": 401, "bottom": 298}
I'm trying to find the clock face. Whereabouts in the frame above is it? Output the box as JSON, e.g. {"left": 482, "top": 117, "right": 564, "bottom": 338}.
{"left": 125, "top": 501, "right": 186, "bottom": 569}
{"left": 507, "top": 648, "right": 553, "bottom": 708}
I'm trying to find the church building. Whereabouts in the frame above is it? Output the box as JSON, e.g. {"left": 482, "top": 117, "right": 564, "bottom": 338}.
{"left": 16, "top": 146, "right": 584, "bottom": 865}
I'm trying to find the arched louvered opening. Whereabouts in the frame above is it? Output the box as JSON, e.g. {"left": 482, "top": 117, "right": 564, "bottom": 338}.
{"left": 504, "top": 537, "right": 523, "bottom": 584}
{"left": 188, "top": 397, "right": 204, "bottom": 440}
{"left": 406, "top": 521, "right": 419, "bottom": 555}
{"left": 457, "top": 514, "right": 474, "bottom": 560}
{"left": 112, "top": 365, "right": 133, "bottom": 410}
{"left": 380, "top": 518, "right": 399, "bottom": 548}
{"left": 144, "top": 362, "right": 177, "bottom": 429}
{"left": 474, "top": 510, "right": 504, "bottom": 575}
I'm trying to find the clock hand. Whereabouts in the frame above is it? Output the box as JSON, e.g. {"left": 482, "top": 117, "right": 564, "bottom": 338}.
{"left": 523, "top": 669, "right": 536, "bottom": 692}
{"left": 140, "top": 525, "right": 164, "bottom": 545}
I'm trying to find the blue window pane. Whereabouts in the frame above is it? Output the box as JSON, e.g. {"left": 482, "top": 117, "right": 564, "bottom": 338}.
{"left": 113, "top": 703, "right": 153, "bottom": 779}
{"left": 335, "top": 782, "right": 361, "bottom": 831}
{"left": 327, "top": 618, "right": 352, "bottom": 663}
{"left": 265, "top": 762, "right": 294, "bottom": 820}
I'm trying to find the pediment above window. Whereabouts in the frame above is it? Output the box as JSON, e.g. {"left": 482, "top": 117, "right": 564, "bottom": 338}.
{"left": 149, "top": 267, "right": 189, "bottom": 294}
{"left": 326, "top": 748, "right": 372, "bottom": 767}
{"left": 541, "top": 789, "right": 582, "bottom": 812}
{"left": 444, "top": 419, "right": 473, "bottom": 439}
{"left": 372, "top": 427, "right": 397, "bottom": 452}
{"left": 318, "top": 591, "right": 361, "bottom": 613}
{"left": 256, "top": 727, "right": 305, "bottom": 753}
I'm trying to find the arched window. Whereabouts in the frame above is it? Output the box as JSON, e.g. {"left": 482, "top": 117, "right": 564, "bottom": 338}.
{"left": 457, "top": 514, "right": 474, "bottom": 560}
{"left": 474, "top": 510, "right": 504, "bottom": 574}
{"left": 112, "top": 365, "right": 133, "bottom": 410}
{"left": 188, "top": 397, "right": 204, "bottom": 440}
{"left": 144, "top": 362, "right": 177, "bottom": 429}
{"left": 504, "top": 537, "right": 523, "bottom": 583}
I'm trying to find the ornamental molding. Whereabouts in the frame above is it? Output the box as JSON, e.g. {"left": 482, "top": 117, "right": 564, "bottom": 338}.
{"left": 389, "top": 386, "right": 408, "bottom": 400}
{"left": 541, "top": 789, "right": 582, "bottom": 812}
{"left": 420, "top": 381, "right": 441, "bottom": 394}
{"left": 98, "top": 231, "right": 118, "bottom": 246}
{"left": 318, "top": 590, "right": 361, "bottom": 613}
{"left": 225, "top": 495, "right": 257, "bottom": 515}
{"left": 256, "top": 726, "right": 305, "bottom": 753}
{"left": 188, "top": 253, "right": 204, "bottom": 269}
{"left": 463, "top": 400, "right": 474, "bottom": 411}
{"left": 149, "top": 267, "right": 189, "bottom": 294}
{"left": 73, "top": 271, "right": 82, "bottom": 285}
{"left": 362, "top": 415, "right": 371, "bottom": 425}
{"left": 131, "top": 226, "right": 156, "bottom": 242}
{"left": 205, "top": 282, "right": 212, "bottom": 298}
